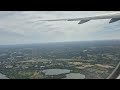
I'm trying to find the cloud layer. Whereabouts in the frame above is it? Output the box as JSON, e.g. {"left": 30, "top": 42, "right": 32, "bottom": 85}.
{"left": 0, "top": 11, "right": 120, "bottom": 45}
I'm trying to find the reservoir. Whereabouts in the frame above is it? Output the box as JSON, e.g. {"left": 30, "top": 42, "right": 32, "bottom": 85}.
{"left": 42, "top": 69, "right": 85, "bottom": 79}
{"left": 42, "top": 69, "right": 70, "bottom": 75}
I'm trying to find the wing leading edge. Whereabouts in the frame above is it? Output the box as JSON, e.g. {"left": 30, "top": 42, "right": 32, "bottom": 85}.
{"left": 39, "top": 12, "right": 120, "bottom": 24}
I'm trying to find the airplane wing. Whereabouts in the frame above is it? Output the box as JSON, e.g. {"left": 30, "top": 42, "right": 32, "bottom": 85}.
{"left": 39, "top": 12, "right": 120, "bottom": 24}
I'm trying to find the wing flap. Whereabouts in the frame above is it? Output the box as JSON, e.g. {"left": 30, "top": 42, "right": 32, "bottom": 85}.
{"left": 109, "top": 18, "right": 120, "bottom": 23}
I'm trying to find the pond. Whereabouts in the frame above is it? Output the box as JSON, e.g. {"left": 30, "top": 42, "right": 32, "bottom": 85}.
{"left": 42, "top": 69, "right": 85, "bottom": 79}
{"left": 42, "top": 69, "right": 70, "bottom": 75}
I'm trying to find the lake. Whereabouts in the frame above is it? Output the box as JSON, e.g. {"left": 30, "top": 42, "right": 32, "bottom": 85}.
{"left": 42, "top": 69, "right": 85, "bottom": 79}
{"left": 42, "top": 69, "right": 70, "bottom": 75}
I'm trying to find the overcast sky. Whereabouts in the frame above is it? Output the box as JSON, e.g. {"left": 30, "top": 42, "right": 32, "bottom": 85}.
{"left": 0, "top": 11, "right": 120, "bottom": 45}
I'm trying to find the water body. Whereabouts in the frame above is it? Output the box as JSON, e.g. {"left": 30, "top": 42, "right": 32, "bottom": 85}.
{"left": 42, "top": 69, "right": 85, "bottom": 79}
{"left": 42, "top": 69, "right": 70, "bottom": 75}
{"left": 64, "top": 73, "right": 85, "bottom": 79}
{"left": 0, "top": 73, "right": 9, "bottom": 79}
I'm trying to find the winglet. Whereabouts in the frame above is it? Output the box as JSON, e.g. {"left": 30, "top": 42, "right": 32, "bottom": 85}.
{"left": 78, "top": 20, "right": 90, "bottom": 24}
{"left": 109, "top": 18, "right": 120, "bottom": 23}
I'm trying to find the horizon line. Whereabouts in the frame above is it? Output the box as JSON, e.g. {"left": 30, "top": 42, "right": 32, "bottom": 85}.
{"left": 0, "top": 39, "right": 120, "bottom": 46}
